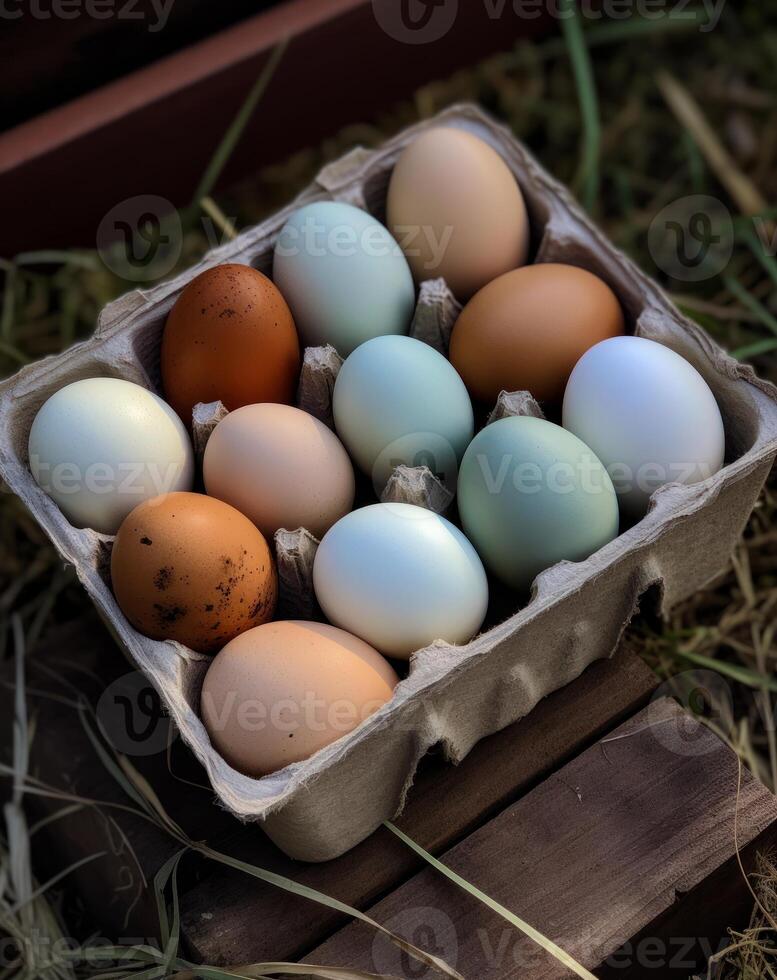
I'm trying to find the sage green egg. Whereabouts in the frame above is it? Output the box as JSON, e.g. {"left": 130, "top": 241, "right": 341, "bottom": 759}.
{"left": 457, "top": 416, "right": 619, "bottom": 591}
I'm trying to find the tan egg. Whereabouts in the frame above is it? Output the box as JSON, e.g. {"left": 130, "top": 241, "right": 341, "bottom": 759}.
{"left": 161, "top": 263, "right": 300, "bottom": 424}
{"left": 111, "top": 492, "right": 276, "bottom": 653}
{"left": 386, "top": 127, "right": 530, "bottom": 300}
{"left": 200, "top": 621, "right": 399, "bottom": 776}
{"left": 449, "top": 264, "right": 625, "bottom": 406}
{"left": 203, "top": 403, "right": 355, "bottom": 539}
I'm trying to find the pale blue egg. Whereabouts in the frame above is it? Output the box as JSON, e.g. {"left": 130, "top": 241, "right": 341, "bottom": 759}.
{"left": 313, "top": 503, "right": 489, "bottom": 659}
{"left": 273, "top": 201, "right": 416, "bottom": 357}
{"left": 333, "top": 335, "right": 474, "bottom": 494}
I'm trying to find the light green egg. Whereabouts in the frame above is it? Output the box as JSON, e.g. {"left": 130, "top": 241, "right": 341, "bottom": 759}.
{"left": 457, "top": 416, "right": 620, "bottom": 591}
{"left": 273, "top": 201, "right": 416, "bottom": 357}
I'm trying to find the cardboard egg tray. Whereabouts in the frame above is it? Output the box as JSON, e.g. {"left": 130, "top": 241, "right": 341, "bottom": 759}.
{"left": 2, "top": 104, "right": 777, "bottom": 862}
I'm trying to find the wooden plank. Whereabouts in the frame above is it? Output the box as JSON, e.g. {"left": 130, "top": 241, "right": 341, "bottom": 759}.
{"left": 596, "top": 821, "right": 777, "bottom": 978}
{"left": 179, "top": 645, "right": 656, "bottom": 964}
{"left": 0, "top": 0, "right": 552, "bottom": 256}
{"left": 303, "top": 699, "right": 777, "bottom": 979}
{"left": 0, "top": 614, "right": 656, "bottom": 960}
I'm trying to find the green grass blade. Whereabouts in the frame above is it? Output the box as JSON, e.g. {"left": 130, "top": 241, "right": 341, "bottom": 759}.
{"left": 384, "top": 822, "right": 599, "bottom": 980}
{"left": 724, "top": 276, "right": 777, "bottom": 338}
{"left": 60, "top": 944, "right": 163, "bottom": 964}
{"left": 1, "top": 262, "right": 17, "bottom": 342}
{"left": 89, "top": 966, "right": 166, "bottom": 980}
{"left": 178, "top": 964, "right": 400, "bottom": 979}
{"left": 194, "top": 844, "right": 463, "bottom": 980}
{"left": 154, "top": 849, "right": 186, "bottom": 949}
{"left": 14, "top": 250, "right": 98, "bottom": 270}
{"left": 732, "top": 338, "right": 777, "bottom": 360}
{"left": 559, "top": 0, "right": 601, "bottom": 212}
{"left": 586, "top": 10, "right": 710, "bottom": 41}
{"left": 28, "top": 803, "right": 84, "bottom": 836}
{"left": 177, "top": 971, "right": 272, "bottom": 980}
{"left": 668, "top": 648, "right": 777, "bottom": 693}
{"left": 187, "top": 38, "right": 289, "bottom": 221}
{"left": 542, "top": 10, "right": 709, "bottom": 54}
{"left": 162, "top": 853, "right": 184, "bottom": 971}
{"left": 741, "top": 222, "right": 777, "bottom": 290}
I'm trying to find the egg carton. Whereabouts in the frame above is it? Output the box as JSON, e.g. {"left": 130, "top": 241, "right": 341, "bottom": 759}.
{"left": 2, "top": 103, "right": 777, "bottom": 863}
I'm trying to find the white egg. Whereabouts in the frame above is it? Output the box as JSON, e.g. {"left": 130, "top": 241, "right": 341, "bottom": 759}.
{"left": 28, "top": 377, "right": 194, "bottom": 534}
{"left": 313, "top": 503, "right": 488, "bottom": 659}
{"left": 562, "top": 336, "right": 725, "bottom": 516}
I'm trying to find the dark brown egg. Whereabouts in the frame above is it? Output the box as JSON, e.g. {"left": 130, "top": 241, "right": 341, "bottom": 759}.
{"left": 161, "top": 263, "right": 300, "bottom": 424}
{"left": 111, "top": 492, "right": 277, "bottom": 653}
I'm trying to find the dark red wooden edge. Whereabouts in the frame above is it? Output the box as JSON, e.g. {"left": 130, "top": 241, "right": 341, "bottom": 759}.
{"left": 0, "top": 0, "right": 553, "bottom": 257}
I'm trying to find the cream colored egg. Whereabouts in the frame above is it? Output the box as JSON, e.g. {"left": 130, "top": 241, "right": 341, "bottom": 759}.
{"left": 28, "top": 377, "right": 193, "bottom": 534}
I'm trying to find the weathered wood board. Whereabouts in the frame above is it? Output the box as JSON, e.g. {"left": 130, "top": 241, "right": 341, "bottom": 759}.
{"left": 304, "top": 699, "right": 777, "bottom": 978}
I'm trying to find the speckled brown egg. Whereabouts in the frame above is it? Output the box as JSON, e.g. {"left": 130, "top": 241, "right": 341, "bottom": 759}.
{"left": 111, "top": 492, "right": 277, "bottom": 653}
{"left": 161, "top": 263, "right": 300, "bottom": 424}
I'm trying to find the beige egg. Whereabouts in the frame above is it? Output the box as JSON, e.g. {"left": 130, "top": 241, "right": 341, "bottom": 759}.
{"left": 203, "top": 404, "right": 355, "bottom": 539}
{"left": 200, "top": 621, "right": 399, "bottom": 776}
{"left": 387, "top": 127, "right": 530, "bottom": 300}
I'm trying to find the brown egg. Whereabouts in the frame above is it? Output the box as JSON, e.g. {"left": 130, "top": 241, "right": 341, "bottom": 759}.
{"left": 203, "top": 403, "right": 355, "bottom": 539}
{"left": 449, "top": 264, "right": 625, "bottom": 406}
{"left": 201, "top": 621, "right": 399, "bottom": 776}
{"left": 161, "top": 263, "right": 300, "bottom": 423}
{"left": 386, "top": 127, "right": 530, "bottom": 300}
{"left": 111, "top": 492, "right": 277, "bottom": 653}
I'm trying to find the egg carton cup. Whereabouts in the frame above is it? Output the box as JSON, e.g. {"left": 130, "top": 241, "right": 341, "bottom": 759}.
{"left": 2, "top": 104, "right": 777, "bottom": 862}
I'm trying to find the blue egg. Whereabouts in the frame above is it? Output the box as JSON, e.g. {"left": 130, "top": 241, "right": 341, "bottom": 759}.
{"left": 333, "top": 335, "right": 474, "bottom": 494}
{"left": 273, "top": 201, "right": 416, "bottom": 357}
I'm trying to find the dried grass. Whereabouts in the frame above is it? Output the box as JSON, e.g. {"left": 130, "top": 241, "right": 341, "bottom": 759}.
{"left": 2, "top": 5, "right": 777, "bottom": 978}
{"left": 705, "top": 852, "right": 777, "bottom": 979}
